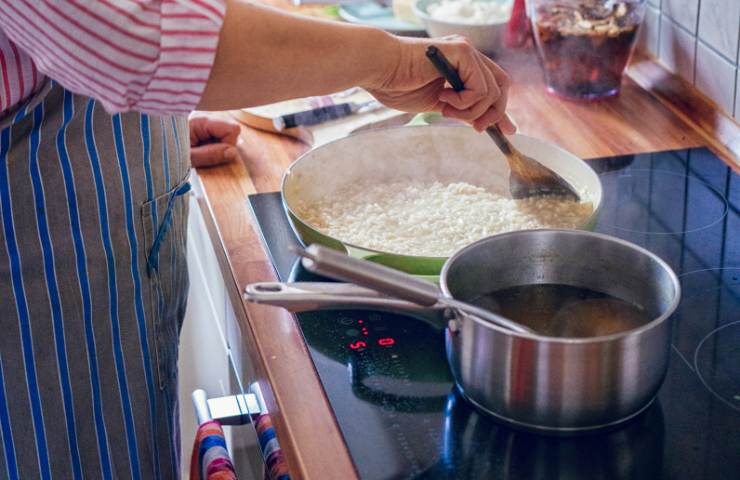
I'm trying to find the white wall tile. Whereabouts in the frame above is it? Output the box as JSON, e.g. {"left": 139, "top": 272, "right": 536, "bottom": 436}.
{"left": 662, "top": 0, "right": 700, "bottom": 34}
{"left": 634, "top": 1, "right": 740, "bottom": 122}
{"left": 698, "top": 0, "right": 740, "bottom": 62}
{"left": 659, "top": 17, "right": 697, "bottom": 83}
{"left": 639, "top": 6, "right": 662, "bottom": 57}
{"left": 696, "top": 41, "right": 737, "bottom": 114}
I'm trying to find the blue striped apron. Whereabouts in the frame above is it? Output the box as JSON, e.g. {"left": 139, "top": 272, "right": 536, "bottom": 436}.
{"left": 0, "top": 80, "right": 191, "bottom": 479}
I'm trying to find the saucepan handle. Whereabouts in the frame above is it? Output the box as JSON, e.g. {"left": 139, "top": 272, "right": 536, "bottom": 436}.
{"left": 298, "top": 244, "right": 441, "bottom": 306}
{"left": 245, "top": 281, "right": 442, "bottom": 316}
{"left": 295, "top": 246, "right": 533, "bottom": 335}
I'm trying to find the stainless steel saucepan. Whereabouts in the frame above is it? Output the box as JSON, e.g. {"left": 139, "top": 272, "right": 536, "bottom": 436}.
{"left": 245, "top": 230, "right": 681, "bottom": 433}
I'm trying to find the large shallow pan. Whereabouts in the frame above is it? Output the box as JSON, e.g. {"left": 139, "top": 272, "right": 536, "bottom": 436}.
{"left": 246, "top": 230, "right": 680, "bottom": 433}
{"left": 281, "top": 125, "right": 603, "bottom": 277}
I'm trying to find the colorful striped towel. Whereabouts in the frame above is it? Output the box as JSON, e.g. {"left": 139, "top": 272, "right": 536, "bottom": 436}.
{"left": 255, "top": 414, "right": 290, "bottom": 480}
{"left": 190, "top": 420, "right": 237, "bottom": 480}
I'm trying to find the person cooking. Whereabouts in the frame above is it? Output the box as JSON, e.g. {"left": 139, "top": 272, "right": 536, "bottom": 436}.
{"left": 0, "top": 1, "right": 513, "bottom": 478}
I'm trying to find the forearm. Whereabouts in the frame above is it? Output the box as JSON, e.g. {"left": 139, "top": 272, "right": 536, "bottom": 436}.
{"left": 197, "top": 0, "right": 400, "bottom": 110}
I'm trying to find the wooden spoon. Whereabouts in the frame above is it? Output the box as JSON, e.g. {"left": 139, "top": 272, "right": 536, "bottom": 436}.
{"left": 425, "top": 46, "right": 581, "bottom": 201}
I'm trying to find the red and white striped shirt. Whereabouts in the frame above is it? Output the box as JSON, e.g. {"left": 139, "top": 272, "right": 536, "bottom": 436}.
{"left": 0, "top": 0, "right": 226, "bottom": 117}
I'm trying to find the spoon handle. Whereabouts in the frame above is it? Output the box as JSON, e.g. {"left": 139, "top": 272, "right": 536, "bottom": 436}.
{"left": 426, "top": 46, "right": 516, "bottom": 155}
{"left": 485, "top": 125, "right": 514, "bottom": 156}
{"left": 425, "top": 46, "right": 465, "bottom": 92}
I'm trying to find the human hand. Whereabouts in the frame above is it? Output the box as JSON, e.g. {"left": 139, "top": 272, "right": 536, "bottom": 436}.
{"left": 366, "top": 36, "right": 516, "bottom": 134}
{"left": 189, "top": 116, "right": 241, "bottom": 168}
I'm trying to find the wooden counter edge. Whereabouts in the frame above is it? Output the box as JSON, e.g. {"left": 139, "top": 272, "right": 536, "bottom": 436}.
{"left": 627, "top": 52, "right": 740, "bottom": 173}
{"left": 191, "top": 174, "right": 359, "bottom": 480}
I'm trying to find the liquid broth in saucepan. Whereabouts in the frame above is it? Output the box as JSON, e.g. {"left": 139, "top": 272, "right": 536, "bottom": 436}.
{"left": 470, "top": 284, "right": 652, "bottom": 338}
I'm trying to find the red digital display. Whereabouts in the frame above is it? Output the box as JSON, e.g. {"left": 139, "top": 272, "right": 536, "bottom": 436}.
{"left": 348, "top": 316, "right": 395, "bottom": 350}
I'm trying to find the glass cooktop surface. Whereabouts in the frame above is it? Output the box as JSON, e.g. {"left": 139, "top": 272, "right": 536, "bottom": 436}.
{"left": 248, "top": 148, "right": 739, "bottom": 479}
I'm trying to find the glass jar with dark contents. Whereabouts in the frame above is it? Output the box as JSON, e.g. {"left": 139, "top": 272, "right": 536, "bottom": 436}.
{"left": 532, "top": 0, "right": 646, "bottom": 100}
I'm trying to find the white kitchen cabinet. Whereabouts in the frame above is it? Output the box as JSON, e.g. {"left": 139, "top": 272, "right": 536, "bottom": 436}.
{"left": 178, "top": 177, "right": 260, "bottom": 480}
{"left": 224, "top": 298, "right": 264, "bottom": 480}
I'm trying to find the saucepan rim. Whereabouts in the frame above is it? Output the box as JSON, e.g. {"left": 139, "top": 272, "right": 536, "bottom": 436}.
{"left": 439, "top": 228, "right": 681, "bottom": 343}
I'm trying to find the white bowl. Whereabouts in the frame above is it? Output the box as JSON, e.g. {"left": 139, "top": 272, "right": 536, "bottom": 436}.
{"left": 413, "top": 0, "right": 511, "bottom": 56}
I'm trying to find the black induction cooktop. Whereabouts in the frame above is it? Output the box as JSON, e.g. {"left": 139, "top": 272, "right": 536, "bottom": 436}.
{"left": 248, "top": 148, "right": 740, "bottom": 479}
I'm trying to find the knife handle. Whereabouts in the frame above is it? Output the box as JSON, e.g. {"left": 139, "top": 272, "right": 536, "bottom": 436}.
{"left": 273, "top": 103, "right": 354, "bottom": 130}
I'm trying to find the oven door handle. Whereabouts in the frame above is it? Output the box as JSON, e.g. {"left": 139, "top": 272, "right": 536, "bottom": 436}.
{"left": 192, "top": 383, "right": 290, "bottom": 479}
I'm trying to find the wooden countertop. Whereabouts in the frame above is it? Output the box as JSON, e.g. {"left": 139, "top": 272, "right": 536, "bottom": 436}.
{"left": 193, "top": 8, "right": 739, "bottom": 478}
